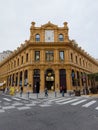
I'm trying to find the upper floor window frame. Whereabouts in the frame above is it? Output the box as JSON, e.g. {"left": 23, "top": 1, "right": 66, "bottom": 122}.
{"left": 59, "top": 34, "right": 64, "bottom": 42}
{"left": 26, "top": 53, "right": 28, "bottom": 62}
{"left": 59, "top": 51, "right": 64, "bottom": 61}
{"left": 35, "top": 34, "right": 40, "bottom": 42}
{"left": 45, "top": 51, "right": 54, "bottom": 62}
{"left": 35, "top": 51, "right": 40, "bottom": 61}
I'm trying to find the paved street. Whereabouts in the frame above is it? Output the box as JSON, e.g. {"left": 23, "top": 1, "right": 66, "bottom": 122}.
{"left": 0, "top": 93, "right": 98, "bottom": 130}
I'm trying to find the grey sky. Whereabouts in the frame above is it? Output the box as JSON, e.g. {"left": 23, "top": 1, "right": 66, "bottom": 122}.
{"left": 0, "top": 0, "right": 98, "bottom": 58}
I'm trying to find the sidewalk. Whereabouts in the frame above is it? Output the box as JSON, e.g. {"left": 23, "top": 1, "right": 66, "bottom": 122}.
{"left": 14, "top": 91, "right": 70, "bottom": 100}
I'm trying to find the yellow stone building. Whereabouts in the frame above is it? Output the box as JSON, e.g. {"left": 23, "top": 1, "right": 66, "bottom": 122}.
{"left": 0, "top": 21, "right": 98, "bottom": 93}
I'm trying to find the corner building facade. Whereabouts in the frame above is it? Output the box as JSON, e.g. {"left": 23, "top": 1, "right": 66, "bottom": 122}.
{"left": 0, "top": 21, "right": 98, "bottom": 93}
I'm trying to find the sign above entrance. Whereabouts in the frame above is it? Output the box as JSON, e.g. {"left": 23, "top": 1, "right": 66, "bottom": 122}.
{"left": 46, "top": 76, "right": 54, "bottom": 81}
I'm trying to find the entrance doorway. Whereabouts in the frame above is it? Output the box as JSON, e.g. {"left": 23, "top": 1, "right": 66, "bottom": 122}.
{"left": 33, "top": 69, "right": 40, "bottom": 93}
{"left": 45, "top": 69, "right": 55, "bottom": 91}
{"left": 59, "top": 69, "right": 67, "bottom": 93}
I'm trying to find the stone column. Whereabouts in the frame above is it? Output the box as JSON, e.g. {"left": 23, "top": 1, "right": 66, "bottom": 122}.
{"left": 54, "top": 49, "right": 58, "bottom": 63}
{"left": 65, "top": 49, "right": 69, "bottom": 63}
{"left": 22, "top": 70, "right": 24, "bottom": 87}
{"left": 55, "top": 69, "right": 59, "bottom": 91}
{"left": 66, "top": 69, "right": 72, "bottom": 92}
{"left": 18, "top": 72, "right": 20, "bottom": 87}
{"left": 41, "top": 49, "right": 44, "bottom": 63}
{"left": 28, "top": 68, "right": 33, "bottom": 86}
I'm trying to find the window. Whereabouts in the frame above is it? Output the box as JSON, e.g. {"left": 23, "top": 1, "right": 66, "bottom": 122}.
{"left": 80, "top": 58, "right": 81, "bottom": 65}
{"left": 76, "top": 56, "right": 78, "bottom": 64}
{"left": 35, "top": 34, "right": 40, "bottom": 41}
{"left": 35, "top": 51, "right": 40, "bottom": 61}
{"left": 17, "top": 58, "right": 19, "bottom": 66}
{"left": 46, "top": 51, "right": 54, "bottom": 61}
{"left": 14, "top": 60, "right": 16, "bottom": 67}
{"left": 26, "top": 53, "right": 28, "bottom": 62}
{"left": 21, "top": 56, "right": 23, "bottom": 64}
{"left": 71, "top": 53, "right": 73, "bottom": 62}
{"left": 59, "top": 34, "right": 64, "bottom": 41}
{"left": 59, "top": 51, "right": 64, "bottom": 61}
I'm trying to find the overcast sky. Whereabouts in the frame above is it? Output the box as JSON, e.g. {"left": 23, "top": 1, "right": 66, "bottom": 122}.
{"left": 0, "top": 0, "right": 98, "bottom": 58}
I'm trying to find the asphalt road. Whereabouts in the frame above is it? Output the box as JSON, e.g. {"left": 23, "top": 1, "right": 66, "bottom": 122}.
{"left": 0, "top": 94, "right": 98, "bottom": 130}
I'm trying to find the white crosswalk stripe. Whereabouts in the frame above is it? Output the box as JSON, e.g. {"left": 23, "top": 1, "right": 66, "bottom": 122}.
{"left": 2, "top": 106, "right": 15, "bottom": 110}
{"left": 0, "top": 109, "right": 5, "bottom": 113}
{"left": 25, "top": 103, "right": 36, "bottom": 107}
{"left": 95, "top": 107, "right": 98, "bottom": 110}
{"left": 3, "top": 98, "right": 11, "bottom": 102}
{"left": 82, "top": 100, "right": 96, "bottom": 108}
{"left": 12, "top": 102, "right": 23, "bottom": 106}
{"left": 57, "top": 98, "right": 79, "bottom": 105}
{"left": 71, "top": 99, "right": 87, "bottom": 105}
{"left": 17, "top": 106, "right": 31, "bottom": 110}
{"left": 48, "top": 97, "right": 64, "bottom": 102}
{"left": 12, "top": 97, "right": 21, "bottom": 101}
{"left": 55, "top": 98, "right": 72, "bottom": 103}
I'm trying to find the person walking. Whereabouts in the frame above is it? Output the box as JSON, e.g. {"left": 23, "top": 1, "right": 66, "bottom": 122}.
{"left": 45, "top": 87, "right": 48, "bottom": 97}
{"left": 20, "top": 86, "right": 23, "bottom": 97}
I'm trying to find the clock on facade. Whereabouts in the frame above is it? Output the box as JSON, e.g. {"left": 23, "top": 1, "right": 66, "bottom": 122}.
{"left": 45, "top": 30, "right": 54, "bottom": 42}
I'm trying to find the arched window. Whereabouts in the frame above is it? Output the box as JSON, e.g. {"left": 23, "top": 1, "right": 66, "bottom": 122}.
{"left": 59, "top": 34, "right": 64, "bottom": 41}
{"left": 35, "top": 34, "right": 40, "bottom": 41}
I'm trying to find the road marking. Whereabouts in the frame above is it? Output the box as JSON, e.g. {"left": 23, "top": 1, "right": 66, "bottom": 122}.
{"left": 25, "top": 103, "right": 36, "bottom": 107}
{"left": 17, "top": 106, "right": 31, "bottom": 110}
{"left": 12, "top": 102, "right": 23, "bottom": 106}
{"left": 12, "top": 97, "right": 21, "bottom": 101}
{"left": 55, "top": 98, "right": 72, "bottom": 103}
{"left": 71, "top": 99, "right": 87, "bottom": 105}
{"left": 3, "top": 98, "right": 11, "bottom": 102}
{"left": 0, "top": 109, "right": 5, "bottom": 113}
{"left": 39, "top": 104, "right": 51, "bottom": 107}
{"left": 95, "top": 107, "right": 98, "bottom": 110}
{"left": 2, "top": 106, "right": 15, "bottom": 110}
{"left": 82, "top": 100, "right": 96, "bottom": 108}
{"left": 49, "top": 97, "right": 64, "bottom": 101}
{"left": 57, "top": 98, "right": 79, "bottom": 105}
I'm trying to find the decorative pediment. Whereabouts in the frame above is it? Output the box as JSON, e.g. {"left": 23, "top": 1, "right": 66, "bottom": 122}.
{"left": 41, "top": 21, "right": 58, "bottom": 29}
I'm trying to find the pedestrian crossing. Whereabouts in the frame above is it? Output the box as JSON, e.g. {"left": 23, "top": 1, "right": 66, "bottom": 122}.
{"left": 0, "top": 96, "right": 98, "bottom": 113}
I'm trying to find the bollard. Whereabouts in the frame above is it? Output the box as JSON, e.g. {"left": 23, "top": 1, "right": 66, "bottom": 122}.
{"left": 62, "top": 91, "right": 64, "bottom": 97}
{"left": 55, "top": 91, "right": 57, "bottom": 97}
{"left": 36, "top": 93, "right": 38, "bottom": 99}
{"left": 20, "top": 91, "right": 22, "bottom": 97}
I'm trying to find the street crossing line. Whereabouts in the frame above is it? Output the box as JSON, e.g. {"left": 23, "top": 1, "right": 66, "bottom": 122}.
{"left": 95, "top": 107, "right": 98, "bottom": 110}
{"left": 55, "top": 98, "right": 72, "bottom": 103}
{"left": 0, "top": 109, "right": 5, "bottom": 113}
{"left": 39, "top": 104, "right": 51, "bottom": 107}
{"left": 25, "top": 103, "right": 36, "bottom": 107}
{"left": 82, "top": 100, "right": 96, "bottom": 108}
{"left": 12, "top": 102, "right": 23, "bottom": 106}
{"left": 3, "top": 98, "right": 12, "bottom": 102}
{"left": 57, "top": 98, "right": 79, "bottom": 105}
{"left": 17, "top": 106, "right": 31, "bottom": 110}
{"left": 71, "top": 99, "right": 87, "bottom": 105}
{"left": 48, "top": 97, "right": 64, "bottom": 102}
{"left": 12, "top": 97, "right": 21, "bottom": 101}
{"left": 2, "top": 106, "right": 15, "bottom": 110}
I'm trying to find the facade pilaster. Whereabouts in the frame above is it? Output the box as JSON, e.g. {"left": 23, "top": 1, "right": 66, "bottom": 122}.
{"left": 55, "top": 69, "right": 59, "bottom": 91}
{"left": 22, "top": 70, "right": 24, "bottom": 87}
{"left": 54, "top": 49, "right": 58, "bottom": 63}
{"left": 40, "top": 69, "right": 45, "bottom": 92}
{"left": 28, "top": 68, "right": 33, "bottom": 86}
{"left": 66, "top": 68, "right": 72, "bottom": 91}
